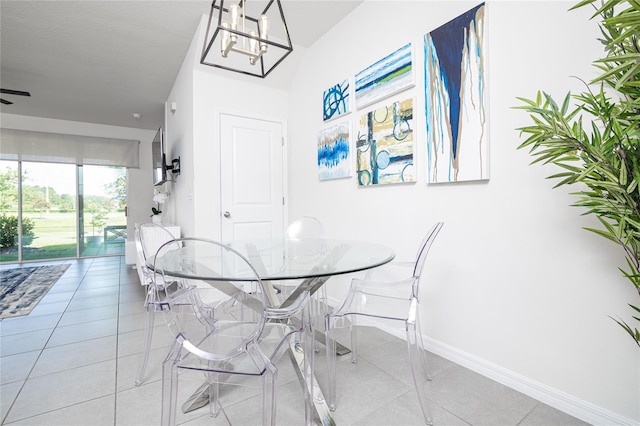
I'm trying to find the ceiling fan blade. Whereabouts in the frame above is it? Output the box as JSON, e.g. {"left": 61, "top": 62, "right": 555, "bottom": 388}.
{"left": 0, "top": 98, "right": 13, "bottom": 105}
{"left": 0, "top": 89, "right": 31, "bottom": 97}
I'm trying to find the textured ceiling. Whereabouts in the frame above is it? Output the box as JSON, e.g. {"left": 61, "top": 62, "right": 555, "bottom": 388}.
{"left": 0, "top": 1, "right": 361, "bottom": 130}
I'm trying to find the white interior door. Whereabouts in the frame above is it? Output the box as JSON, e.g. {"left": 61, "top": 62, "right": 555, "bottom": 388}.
{"left": 220, "top": 113, "right": 285, "bottom": 242}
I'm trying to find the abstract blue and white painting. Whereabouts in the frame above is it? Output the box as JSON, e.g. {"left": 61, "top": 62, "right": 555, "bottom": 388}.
{"left": 355, "top": 43, "right": 414, "bottom": 110}
{"left": 323, "top": 79, "right": 350, "bottom": 121}
{"left": 356, "top": 98, "right": 415, "bottom": 186}
{"left": 424, "top": 3, "right": 488, "bottom": 183}
{"left": 318, "top": 121, "right": 351, "bottom": 180}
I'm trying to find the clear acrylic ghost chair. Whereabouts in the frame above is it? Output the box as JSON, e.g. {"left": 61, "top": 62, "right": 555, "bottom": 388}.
{"left": 325, "top": 222, "right": 444, "bottom": 425}
{"left": 156, "top": 237, "right": 315, "bottom": 426}
{"left": 133, "top": 222, "right": 182, "bottom": 386}
{"left": 135, "top": 224, "right": 226, "bottom": 387}
{"left": 287, "top": 216, "right": 323, "bottom": 242}
{"left": 285, "top": 217, "right": 326, "bottom": 347}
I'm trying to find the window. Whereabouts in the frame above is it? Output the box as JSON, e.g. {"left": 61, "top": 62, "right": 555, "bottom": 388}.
{"left": 0, "top": 160, "right": 127, "bottom": 262}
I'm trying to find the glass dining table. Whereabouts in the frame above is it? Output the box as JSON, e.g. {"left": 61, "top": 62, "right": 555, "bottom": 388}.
{"left": 147, "top": 237, "right": 395, "bottom": 425}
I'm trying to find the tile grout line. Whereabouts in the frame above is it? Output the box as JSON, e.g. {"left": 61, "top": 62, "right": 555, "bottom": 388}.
{"left": 113, "top": 256, "right": 126, "bottom": 426}
{"left": 1, "top": 258, "right": 93, "bottom": 425}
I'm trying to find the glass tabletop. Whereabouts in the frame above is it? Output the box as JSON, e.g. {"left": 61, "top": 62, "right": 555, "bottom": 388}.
{"left": 147, "top": 238, "right": 395, "bottom": 281}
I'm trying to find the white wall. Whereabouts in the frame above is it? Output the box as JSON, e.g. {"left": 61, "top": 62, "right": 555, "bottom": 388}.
{"left": 162, "top": 21, "right": 199, "bottom": 235}
{"left": 0, "top": 113, "right": 155, "bottom": 240}
{"left": 287, "top": 1, "right": 639, "bottom": 424}
{"left": 165, "top": 15, "right": 291, "bottom": 240}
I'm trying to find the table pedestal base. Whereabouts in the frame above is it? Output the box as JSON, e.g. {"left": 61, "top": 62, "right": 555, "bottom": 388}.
{"left": 181, "top": 383, "right": 211, "bottom": 413}
{"left": 289, "top": 330, "right": 336, "bottom": 426}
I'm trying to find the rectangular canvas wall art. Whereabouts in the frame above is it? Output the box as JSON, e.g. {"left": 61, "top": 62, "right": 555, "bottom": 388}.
{"left": 354, "top": 43, "right": 414, "bottom": 110}
{"left": 356, "top": 98, "right": 415, "bottom": 186}
{"left": 424, "top": 3, "right": 488, "bottom": 183}
{"left": 318, "top": 121, "right": 351, "bottom": 180}
{"left": 323, "top": 79, "right": 350, "bottom": 121}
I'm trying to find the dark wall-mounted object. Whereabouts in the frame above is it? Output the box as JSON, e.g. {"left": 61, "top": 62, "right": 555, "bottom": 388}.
{"left": 152, "top": 126, "right": 181, "bottom": 186}
{"left": 167, "top": 157, "right": 180, "bottom": 177}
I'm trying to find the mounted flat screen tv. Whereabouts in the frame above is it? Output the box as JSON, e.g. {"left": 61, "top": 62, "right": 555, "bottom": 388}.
{"left": 152, "top": 126, "right": 167, "bottom": 186}
{"left": 152, "top": 126, "right": 180, "bottom": 186}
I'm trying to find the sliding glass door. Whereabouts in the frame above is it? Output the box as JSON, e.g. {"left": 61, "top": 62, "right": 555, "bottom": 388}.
{"left": 0, "top": 161, "right": 21, "bottom": 262}
{"left": 79, "top": 165, "right": 127, "bottom": 257}
{"left": 0, "top": 160, "right": 126, "bottom": 262}
{"left": 21, "top": 162, "right": 78, "bottom": 261}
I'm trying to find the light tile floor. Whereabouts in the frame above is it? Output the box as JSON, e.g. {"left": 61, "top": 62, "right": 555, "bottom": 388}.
{"left": 1, "top": 257, "right": 591, "bottom": 426}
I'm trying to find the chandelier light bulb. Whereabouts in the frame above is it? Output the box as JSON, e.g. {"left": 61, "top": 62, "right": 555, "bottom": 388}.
{"left": 248, "top": 30, "right": 258, "bottom": 58}
{"left": 220, "top": 21, "right": 233, "bottom": 56}
{"left": 229, "top": 4, "right": 239, "bottom": 30}
{"left": 258, "top": 15, "right": 269, "bottom": 52}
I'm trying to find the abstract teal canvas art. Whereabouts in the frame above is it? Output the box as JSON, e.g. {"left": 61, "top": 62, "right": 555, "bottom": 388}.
{"left": 323, "top": 79, "right": 350, "bottom": 122}
{"left": 355, "top": 43, "right": 414, "bottom": 110}
{"left": 424, "top": 3, "right": 488, "bottom": 183}
{"left": 318, "top": 121, "right": 351, "bottom": 181}
{"left": 356, "top": 98, "right": 415, "bottom": 186}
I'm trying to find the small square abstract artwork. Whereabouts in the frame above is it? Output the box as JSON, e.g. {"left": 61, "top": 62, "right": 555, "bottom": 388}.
{"left": 424, "top": 3, "right": 488, "bottom": 183}
{"left": 318, "top": 121, "right": 351, "bottom": 180}
{"left": 355, "top": 43, "right": 414, "bottom": 110}
{"left": 356, "top": 98, "right": 415, "bottom": 186}
{"left": 323, "top": 79, "right": 350, "bottom": 121}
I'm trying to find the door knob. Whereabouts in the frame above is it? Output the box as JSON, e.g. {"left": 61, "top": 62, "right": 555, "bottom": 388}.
{"left": 223, "top": 211, "right": 231, "bottom": 218}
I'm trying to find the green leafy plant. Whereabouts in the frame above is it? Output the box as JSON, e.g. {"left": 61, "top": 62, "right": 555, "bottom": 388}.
{"left": 515, "top": 0, "right": 640, "bottom": 346}
{"left": 0, "top": 215, "right": 35, "bottom": 248}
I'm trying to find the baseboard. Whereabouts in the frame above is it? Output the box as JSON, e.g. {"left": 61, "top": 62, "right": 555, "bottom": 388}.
{"left": 349, "top": 316, "right": 636, "bottom": 426}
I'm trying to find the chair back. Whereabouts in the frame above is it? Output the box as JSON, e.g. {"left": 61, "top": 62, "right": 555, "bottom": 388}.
{"left": 286, "top": 216, "right": 324, "bottom": 260}
{"left": 286, "top": 216, "right": 323, "bottom": 240}
{"left": 153, "top": 237, "right": 270, "bottom": 361}
{"left": 133, "top": 223, "right": 146, "bottom": 268}
{"left": 412, "top": 222, "right": 444, "bottom": 297}
{"left": 138, "top": 222, "right": 177, "bottom": 260}
{"left": 134, "top": 222, "right": 177, "bottom": 286}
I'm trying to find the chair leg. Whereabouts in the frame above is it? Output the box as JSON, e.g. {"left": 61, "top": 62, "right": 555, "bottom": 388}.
{"left": 161, "top": 353, "right": 179, "bottom": 426}
{"left": 135, "top": 296, "right": 156, "bottom": 386}
{"left": 349, "top": 314, "right": 358, "bottom": 364}
{"left": 325, "top": 316, "right": 338, "bottom": 412}
{"left": 314, "top": 287, "right": 328, "bottom": 353}
{"left": 414, "top": 308, "right": 432, "bottom": 382}
{"left": 406, "top": 315, "right": 433, "bottom": 425}
{"left": 309, "top": 286, "right": 328, "bottom": 353}
{"left": 311, "top": 292, "right": 319, "bottom": 352}
{"left": 208, "top": 377, "right": 221, "bottom": 418}
{"left": 262, "top": 365, "right": 278, "bottom": 426}
{"left": 309, "top": 293, "right": 318, "bottom": 351}
{"left": 301, "top": 300, "right": 315, "bottom": 426}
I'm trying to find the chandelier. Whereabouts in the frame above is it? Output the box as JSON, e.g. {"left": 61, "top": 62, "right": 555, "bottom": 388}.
{"left": 201, "top": 0, "right": 293, "bottom": 78}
